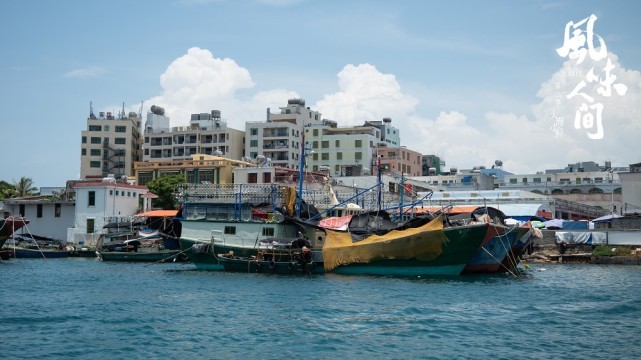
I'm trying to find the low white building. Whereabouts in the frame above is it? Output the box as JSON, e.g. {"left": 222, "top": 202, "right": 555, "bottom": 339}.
{"left": 67, "top": 179, "right": 149, "bottom": 245}
{"left": 2, "top": 197, "right": 75, "bottom": 242}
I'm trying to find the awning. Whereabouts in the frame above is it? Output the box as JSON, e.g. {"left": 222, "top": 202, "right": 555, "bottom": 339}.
{"left": 592, "top": 214, "right": 624, "bottom": 222}
{"left": 136, "top": 210, "right": 178, "bottom": 217}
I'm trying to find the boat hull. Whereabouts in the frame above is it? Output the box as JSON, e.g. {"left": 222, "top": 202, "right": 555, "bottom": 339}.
{"left": 8, "top": 247, "right": 70, "bottom": 258}
{"left": 98, "top": 250, "right": 182, "bottom": 262}
{"left": 217, "top": 256, "right": 323, "bottom": 275}
{"left": 463, "top": 225, "right": 516, "bottom": 274}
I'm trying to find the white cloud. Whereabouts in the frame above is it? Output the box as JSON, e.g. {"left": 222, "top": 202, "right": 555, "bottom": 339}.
{"left": 314, "top": 64, "right": 418, "bottom": 125}
{"left": 144, "top": 47, "right": 299, "bottom": 130}
{"left": 145, "top": 48, "right": 640, "bottom": 174}
{"left": 64, "top": 66, "right": 106, "bottom": 79}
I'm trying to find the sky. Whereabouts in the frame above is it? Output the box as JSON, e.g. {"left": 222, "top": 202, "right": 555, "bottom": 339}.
{"left": 1, "top": 0, "right": 640, "bottom": 188}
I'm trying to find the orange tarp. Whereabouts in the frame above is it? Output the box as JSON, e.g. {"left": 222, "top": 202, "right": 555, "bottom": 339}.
{"left": 406, "top": 205, "right": 480, "bottom": 215}
{"left": 136, "top": 210, "right": 178, "bottom": 217}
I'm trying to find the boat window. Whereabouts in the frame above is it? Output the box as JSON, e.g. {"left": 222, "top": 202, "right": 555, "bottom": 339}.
{"left": 184, "top": 205, "right": 207, "bottom": 220}
{"left": 262, "top": 228, "right": 275, "bottom": 236}
{"left": 224, "top": 226, "right": 236, "bottom": 235}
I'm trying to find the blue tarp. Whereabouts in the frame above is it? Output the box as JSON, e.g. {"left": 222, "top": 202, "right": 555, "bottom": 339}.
{"left": 562, "top": 221, "right": 589, "bottom": 230}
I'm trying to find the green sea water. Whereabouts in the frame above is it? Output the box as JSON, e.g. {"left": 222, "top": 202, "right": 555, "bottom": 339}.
{"left": 1, "top": 258, "right": 640, "bottom": 359}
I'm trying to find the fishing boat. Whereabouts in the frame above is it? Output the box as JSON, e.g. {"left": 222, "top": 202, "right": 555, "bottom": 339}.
{"left": 97, "top": 235, "right": 183, "bottom": 262}
{"left": 0, "top": 216, "right": 30, "bottom": 249}
{"left": 214, "top": 237, "right": 322, "bottom": 274}
{"left": 164, "top": 183, "right": 320, "bottom": 270}
{"left": 320, "top": 211, "right": 489, "bottom": 276}
{"left": 5, "top": 234, "right": 70, "bottom": 259}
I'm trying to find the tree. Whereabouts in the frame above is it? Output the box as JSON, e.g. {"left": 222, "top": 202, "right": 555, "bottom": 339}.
{"left": 146, "top": 174, "right": 186, "bottom": 210}
{"left": 0, "top": 180, "right": 16, "bottom": 200}
{"left": 12, "top": 177, "right": 38, "bottom": 198}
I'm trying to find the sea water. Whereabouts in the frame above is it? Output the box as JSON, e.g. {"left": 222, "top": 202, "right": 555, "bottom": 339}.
{"left": 1, "top": 258, "right": 640, "bottom": 359}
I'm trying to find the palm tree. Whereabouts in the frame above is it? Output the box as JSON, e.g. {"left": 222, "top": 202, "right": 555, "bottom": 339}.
{"left": 12, "top": 176, "right": 37, "bottom": 198}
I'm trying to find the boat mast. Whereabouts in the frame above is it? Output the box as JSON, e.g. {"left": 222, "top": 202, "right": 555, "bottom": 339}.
{"left": 377, "top": 154, "right": 382, "bottom": 212}
{"left": 296, "top": 133, "right": 305, "bottom": 218}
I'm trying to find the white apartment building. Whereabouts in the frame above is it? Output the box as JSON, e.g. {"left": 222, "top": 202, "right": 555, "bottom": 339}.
{"left": 365, "top": 118, "right": 400, "bottom": 148}
{"left": 305, "top": 121, "right": 380, "bottom": 177}
{"left": 245, "top": 98, "right": 323, "bottom": 169}
{"left": 142, "top": 107, "right": 245, "bottom": 163}
{"left": 80, "top": 105, "right": 143, "bottom": 180}
{"left": 67, "top": 179, "right": 148, "bottom": 245}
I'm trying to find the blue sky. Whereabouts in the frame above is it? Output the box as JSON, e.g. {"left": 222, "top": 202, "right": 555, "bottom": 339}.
{"left": 1, "top": 0, "right": 640, "bottom": 188}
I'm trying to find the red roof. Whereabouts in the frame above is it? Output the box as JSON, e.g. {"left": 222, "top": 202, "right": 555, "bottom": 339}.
{"left": 73, "top": 182, "right": 148, "bottom": 190}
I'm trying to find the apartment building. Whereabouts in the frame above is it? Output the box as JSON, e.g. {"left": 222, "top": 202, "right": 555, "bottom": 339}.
{"left": 80, "top": 105, "right": 143, "bottom": 180}
{"left": 142, "top": 106, "right": 245, "bottom": 163}
{"left": 245, "top": 98, "right": 323, "bottom": 169}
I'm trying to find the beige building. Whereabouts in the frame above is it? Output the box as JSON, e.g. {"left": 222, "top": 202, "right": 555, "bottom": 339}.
{"left": 245, "top": 98, "right": 323, "bottom": 170}
{"left": 80, "top": 106, "right": 143, "bottom": 180}
{"left": 134, "top": 154, "right": 255, "bottom": 186}
{"left": 142, "top": 107, "right": 245, "bottom": 163}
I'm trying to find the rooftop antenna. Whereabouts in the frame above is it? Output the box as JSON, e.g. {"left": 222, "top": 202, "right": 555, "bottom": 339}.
{"left": 89, "top": 101, "right": 96, "bottom": 119}
{"left": 118, "top": 102, "right": 126, "bottom": 119}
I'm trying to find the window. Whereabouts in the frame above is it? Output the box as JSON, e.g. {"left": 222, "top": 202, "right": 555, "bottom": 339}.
{"left": 312, "top": 153, "right": 318, "bottom": 161}
{"left": 263, "top": 173, "right": 271, "bottom": 183}
{"left": 81, "top": 148, "right": 86, "bottom": 156}
{"left": 337, "top": 152, "right": 342, "bottom": 160}
{"left": 19, "top": 204, "right": 25, "bottom": 216}
{"left": 250, "top": 140, "right": 258, "bottom": 147}
{"left": 355, "top": 152, "right": 362, "bottom": 160}
{"left": 87, "top": 218, "right": 95, "bottom": 234}
{"left": 509, "top": 178, "right": 517, "bottom": 184}
{"left": 335, "top": 140, "right": 340, "bottom": 147}
{"left": 37, "top": 204, "right": 43, "bottom": 218}
{"left": 322, "top": 141, "right": 329, "bottom": 148}
{"left": 115, "top": 138, "right": 126, "bottom": 145}
{"left": 90, "top": 161, "right": 101, "bottom": 168}
{"left": 90, "top": 137, "right": 101, "bottom": 144}
{"left": 355, "top": 140, "right": 362, "bottom": 148}
{"left": 88, "top": 191, "right": 95, "bottom": 206}
{"left": 262, "top": 228, "right": 275, "bottom": 236}
{"left": 313, "top": 129, "right": 319, "bottom": 136}
{"left": 115, "top": 126, "right": 126, "bottom": 133}
{"left": 250, "top": 128, "right": 258, "bottom": 136}
{"left": 321, "top": 153, "right": 329, "bottom": 160}
{"left": 82, "top": 136, "right": 87, "bottom": 144}
{"left": 55, "top": 203, "right": 61, "bottom": 217}
{"left": 104, "top": 125, "right": 109, "bottom": 131}
{"left": 89, "top": 125, "right": 101, "bottom": 131}
{"left": 90, "top": 149, "right": 101, "bottom": 156}
{"left": 335, "top": 165, "right": 340, "bottom": 173}
{"left": 109, "top": 190, "right": 113, "bottom": 195}
{"left": 312, "top": 141, "right": 318, "bottom": 149}
{"left": 248, "top": 173, "right": 257, "bottom": 183}
{"left": 127, "top": 192, "right": 131, "bottom": 197}
{"left": 224, "top": 226, "right": 236, "bottom": 235}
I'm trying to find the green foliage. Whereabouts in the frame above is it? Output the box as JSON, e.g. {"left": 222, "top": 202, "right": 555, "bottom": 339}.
{"left": 146, "top": 174, "right": 186, "bottom": 210}
{"left": 0, "top": 180, "right": 16, "bottom": 200}
{"left": 592, "top": 245, "right": 634, "bottom": 257}
{"left": 13, "top": 177, "right": 37, "bottom": 197}
{"left": 592, "top": 245, "right": 613, "bottom": 256}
